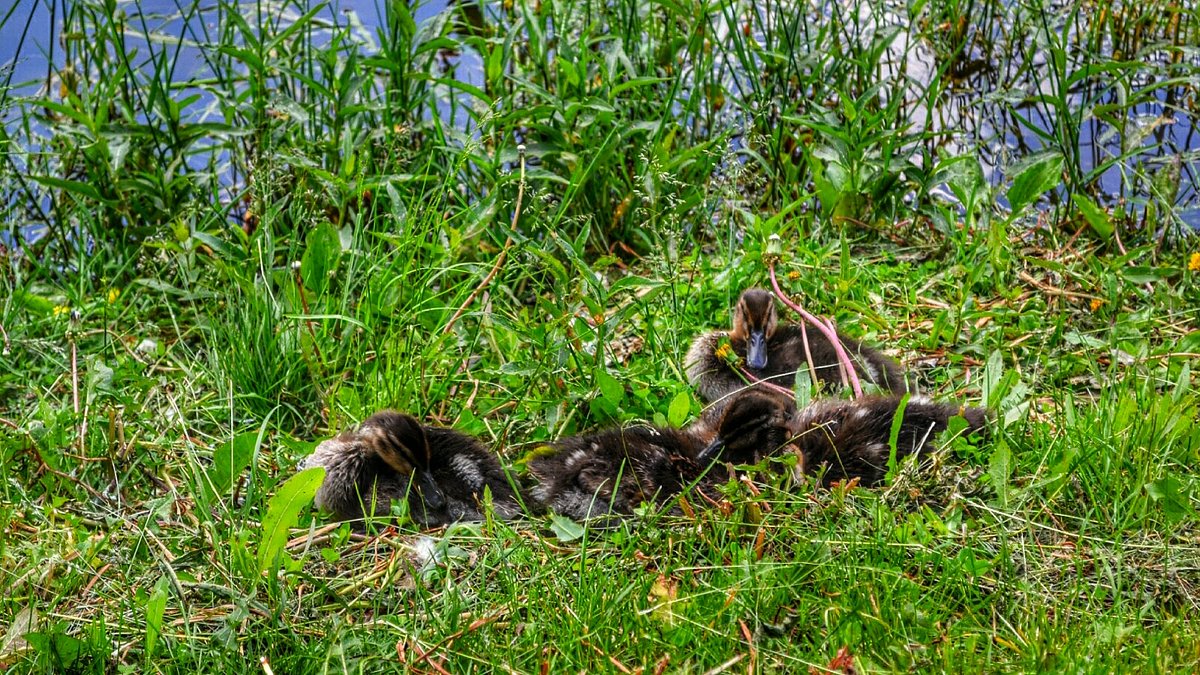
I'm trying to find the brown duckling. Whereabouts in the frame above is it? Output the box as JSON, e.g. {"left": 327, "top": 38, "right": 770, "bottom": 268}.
{"left": 697, "top": 392, "right": 988, "bottom": 487}
{"left": 685, "top": 289, "right": 907, "bottom": 407}
{"left": 528, "top": 392, "right": 798, "bottom": 521}
{"left": 530, "top": 390, "right": 987, "bottom": 521}
{"left": 785, "top": 394, "right": 988, "bottom": 487}
{"left": 301, "top": 410, "right": 523, "bottom": 528}
{"left": 527, "top": 425, "right": 702, "bottom": 521}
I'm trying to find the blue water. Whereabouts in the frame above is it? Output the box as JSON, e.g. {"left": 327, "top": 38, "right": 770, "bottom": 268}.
{"left": 2, "top": 0, "right": 1197, "bottom": 240}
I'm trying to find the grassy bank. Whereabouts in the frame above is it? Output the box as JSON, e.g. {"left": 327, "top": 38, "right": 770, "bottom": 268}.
{"left": 2, "top": 0, "right": 1199, "bottom": 672}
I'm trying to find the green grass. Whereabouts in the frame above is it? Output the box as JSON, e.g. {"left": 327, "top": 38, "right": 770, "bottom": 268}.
{"left": 2, "top": 0, "right": 1200, "bottom": 672}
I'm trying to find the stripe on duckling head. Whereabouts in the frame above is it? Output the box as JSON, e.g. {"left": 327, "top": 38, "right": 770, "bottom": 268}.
{"left": 359, "top": 410, "right": 429, "bottom": 474}
{"left": 733, "top": 289, "right": 778, "bottom": 339}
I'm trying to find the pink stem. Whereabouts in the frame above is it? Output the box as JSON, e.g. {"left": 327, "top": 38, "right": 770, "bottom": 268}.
{"left": 736, "top": 367, "right": 797, "bottom": 398}
{"left": 767, "top": 263, "right": 864, "bottom": 398}
{"left": 797, "top": 320, "right": 829, "bottom": 391}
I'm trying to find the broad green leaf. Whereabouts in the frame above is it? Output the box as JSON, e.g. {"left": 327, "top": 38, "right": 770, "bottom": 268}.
{"left": 980, "top": 350, "right": 1006, "bottom": 409}
{"left": 548, "top": 514, "right": 585, "bottom": 542}
{"left": 144, "top": 576, "right": 168, "bottom": 658}
{"left": 12, "top": 290, "right": 55, "bottom": 315}
{"left": 793, "top": 369, "right": 812, "bottom": 408}
{"left": 1071, "top": 193, "right": 1113, "bottom": 239}
{"left": 257, "top": 467, "right": 325, "bottom": 575}
{"left": 988, "top": 437, "right": 1012, "bottom": 507}
{"left": 595, "top": 370, "right": 625, "bottom": 406}
{"left": 300, "top": 222, "right": 342, "bottom": 295}
{"left": 1146, "top": 476, "right": 1194, "bottom": 523}
{"left": 1121, "top": 266, "right": 1172, "bottom": 284}
{"left": 84, "top": 356, "right": 115, "bottom": 406}
{"left": 23, "top": 629, "right": 84, "bottom": 669}
{"left": 1007, "top": 153, "right": 1063, "bottom": 215}
{"left": 886, "top": 393, "right": 911, "bottom": 478}
{"left": 1172, "top": 361, "right": 1191, "bottom": 402}
{"left": 30, "top": 175, "right": 111, "bottom": 204}
{"left": 956, "top": 547, "right": 992, "bottom": 578}
{"left": 667, "top": 391, "right": 691, "bottom": 428}
{"left": 205, "top": 432, "right": 259, "bottom": 502}
{"left": 216, "top": 44, "right": 263, "bottom": 71}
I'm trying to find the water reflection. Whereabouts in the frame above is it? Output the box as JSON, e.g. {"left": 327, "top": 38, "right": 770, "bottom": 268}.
{"left": 2, "top": 0, "right": 1196, "bottom": 244}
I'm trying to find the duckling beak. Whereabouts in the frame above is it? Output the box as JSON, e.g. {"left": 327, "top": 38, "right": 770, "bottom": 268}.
{"left": 416, "top": 469, "right": 446, "bottom": 510}
{"left": 698, "top": 438, "right": 725, "bottom": 463}
{"left": 746, "top": 331, "right": 768, "bottom": 370}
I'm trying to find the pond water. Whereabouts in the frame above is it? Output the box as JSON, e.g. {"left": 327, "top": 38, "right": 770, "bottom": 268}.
{"left": 3, "top": 0, "right": 1197, "bottom": 240}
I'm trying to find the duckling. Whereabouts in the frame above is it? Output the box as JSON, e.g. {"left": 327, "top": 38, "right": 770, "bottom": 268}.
{"left": 301, "top": 410, "right": 523, "bottom": 528}
{"left": 527, "top": 425, "right": 703, "bottom": 521}
{"left": 788, "top": 395, "right": 988, "bottom": 487}
{"left": 696, "top": 391, "right": 988, "bottom": 488}
{"left": 685, "top": 289, "right": 907, "bottom": 407}
{"left": 528, "top": 392, "right": 799, "bottom": 520}
{"left": 694, "top": 390, "right": 801, "bottom": 466}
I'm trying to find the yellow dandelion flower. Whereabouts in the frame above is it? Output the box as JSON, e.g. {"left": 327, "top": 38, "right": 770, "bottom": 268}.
{"left": 53, "top": 305, "right": 70, "bottom": 317}
{"left": 1188, "top": 252, "right": 1200, "bottom": 272}
{"left": 1089, "top": 298, "right": 1103, "bottom": 312}
{"left": 714, "top": 343, "right": 732, "bottom": 360}
{"left": 107, "top": 288, "right": 120, "bottom": 303}
{"left": 787, "top": 270, "right": 801, "bottom": 281}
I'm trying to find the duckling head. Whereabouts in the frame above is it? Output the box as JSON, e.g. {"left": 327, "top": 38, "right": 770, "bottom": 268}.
{"left": 358, "top": 410, "right": 447, "bottom": 511}
{"left": 729, "top": 289, "right": 778, "bottom": 370}
{"left": 697, "top": 391, "right": 796, "bottom": 465}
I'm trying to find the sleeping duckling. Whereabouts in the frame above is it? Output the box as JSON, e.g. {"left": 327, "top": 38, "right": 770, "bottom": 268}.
{"left": 694, "top": 390, "right": 799, "bottom": 466}
{"left": 787, "top": 395, "right": 988, "bottom": 487}
{"left": 685, "top": 289, "right": 907, "bottom": 406}
{"left": 302, "top": 410, "right": 523, "bottom": 528}
{"left": 530, "top": 391, "right": 987, "bottom": 519}
{"left": 696, "top": 391, "right": 988, "bottom": 488}
{"left": 527, "top": 425, "right": 702, "bottom": 521}
{"left": 528, "top": 392, "right": 798, "bottom": 520}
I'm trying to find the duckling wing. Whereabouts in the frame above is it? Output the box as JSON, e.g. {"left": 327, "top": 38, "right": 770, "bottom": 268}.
{"left": 528, "top": 435, "right": 629, "bottom": 520}
{"left": 418, "top": 427, "right": 524, "bottom": 526}
{"left": 529, "top": 427, "right": 705, "bottom": 520}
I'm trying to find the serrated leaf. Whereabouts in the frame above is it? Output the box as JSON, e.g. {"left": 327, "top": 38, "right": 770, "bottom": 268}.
{"left": 1007, "top": 154, "right": 1063, "bottom": 215}
{"left": 548, "top": 514, "right": 585, "bottom": 542}
{"left": 257, "top": 467, "right": 325, "bottom": 574}
{"left": 667, "top": 391, "right": 691, "bottom": 427}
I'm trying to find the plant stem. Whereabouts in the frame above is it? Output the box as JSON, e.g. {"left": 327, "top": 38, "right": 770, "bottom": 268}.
{"left": 767, "top": 262, "right": 864, "bottom": 398}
